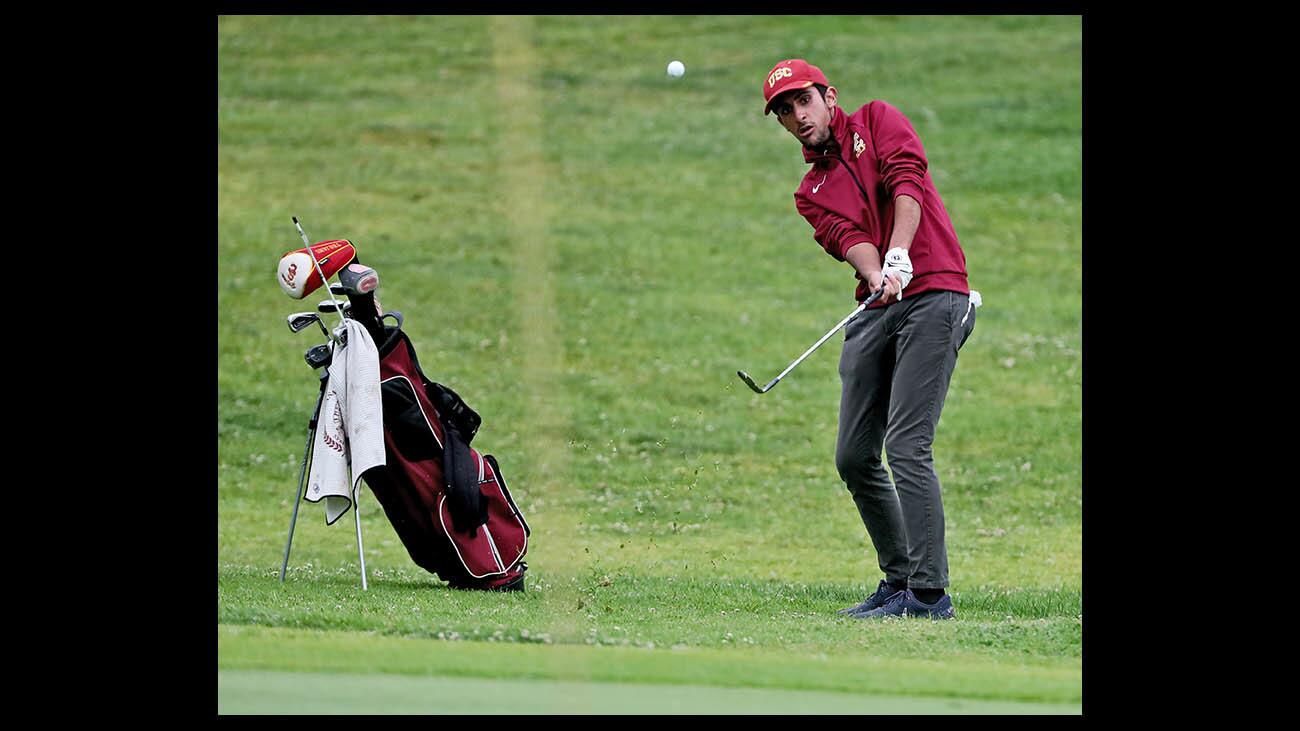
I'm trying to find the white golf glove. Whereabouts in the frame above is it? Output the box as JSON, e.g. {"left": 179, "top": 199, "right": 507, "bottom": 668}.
{"left": 880, "top": 247, "right": 914, "bottom": 300}
{"left": 962, "top": 290, "right": 982, "bottom": 326}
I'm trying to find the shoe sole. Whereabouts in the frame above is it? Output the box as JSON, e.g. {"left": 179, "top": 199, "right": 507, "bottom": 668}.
{"left": 852, "top": 601, "right": 956, "bottom": 620}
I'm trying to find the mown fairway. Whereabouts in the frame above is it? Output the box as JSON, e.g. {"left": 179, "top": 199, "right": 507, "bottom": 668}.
{"left": 218, "top": 14, "right": 1082, "bottom": 713}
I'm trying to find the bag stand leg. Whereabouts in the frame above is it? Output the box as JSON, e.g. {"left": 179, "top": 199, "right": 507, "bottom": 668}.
{"left": 280, "top": 372, "right": 329, "bottom": 583}
{"left": 353, "top": 475, "right": 368, "bottom": 591}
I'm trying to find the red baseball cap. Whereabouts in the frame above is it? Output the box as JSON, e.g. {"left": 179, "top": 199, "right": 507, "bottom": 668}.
{"left": 763, "top": 59, "right": 829, "bottom": 115}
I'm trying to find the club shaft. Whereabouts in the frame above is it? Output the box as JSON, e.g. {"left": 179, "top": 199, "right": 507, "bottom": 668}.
{"left": 764, "top": 302, "right": 865, "bottom": 388}
{"left": 751, "top": 287, "right": 884, "bottom": 392}
{"left": 292, "top": 217, "right": 347, "bottom": 341}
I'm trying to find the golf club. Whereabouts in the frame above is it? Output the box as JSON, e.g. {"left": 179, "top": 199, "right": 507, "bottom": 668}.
{"left": 317, "top": 299, "right": 352, "bottom": 316}
{"left": 287, "top": 312, "right": 329, "bottom": 340}
{"left": 737, "top": 287, "right": 884, "bottom": 395}
{"left": 304, "top": 343, "right": 333, "bottom": 370}
{"left": 292, "top": 216, "right": 348, "bottom": 341}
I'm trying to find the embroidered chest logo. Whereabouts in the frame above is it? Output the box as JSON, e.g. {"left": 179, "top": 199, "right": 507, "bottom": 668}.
{"left": 853, "top": 132, "right": 866, "bottom": 159}
{"left": 812, "top": 174, "right": 827, "bottom": 194}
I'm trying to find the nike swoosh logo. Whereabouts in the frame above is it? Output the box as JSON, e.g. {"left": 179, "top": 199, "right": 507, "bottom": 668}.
{"left": 812, "top": 174, "right": 827, "bottom": 194}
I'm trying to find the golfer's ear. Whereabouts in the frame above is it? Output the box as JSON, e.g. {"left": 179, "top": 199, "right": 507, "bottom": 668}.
{"left": 825, "top": 86, "right": 837, "bottom": 109}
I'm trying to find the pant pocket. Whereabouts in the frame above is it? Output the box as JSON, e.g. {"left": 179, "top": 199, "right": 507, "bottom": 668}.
{"left": 953, "top": 294, "right": 976, "bottom": 353}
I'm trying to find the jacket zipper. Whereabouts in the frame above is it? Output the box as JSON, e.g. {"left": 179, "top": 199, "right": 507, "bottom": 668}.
{"left": 811, "top": 150, "right": 872, "bottom": 205}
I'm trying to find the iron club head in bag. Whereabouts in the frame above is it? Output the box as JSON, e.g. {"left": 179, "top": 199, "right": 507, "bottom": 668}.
{"left": 304, "top": 343, "right": 332, "bottom": 370}
{"left": 287, "top": 312, "right": 329, "bottom": 339}
{"left": 317, "top": 299, "right": 352, "bottom": 316}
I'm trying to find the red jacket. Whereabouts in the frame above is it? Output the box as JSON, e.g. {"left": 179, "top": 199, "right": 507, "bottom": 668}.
{"left": 794, "top": 101, "right": 968, "bottom": 307}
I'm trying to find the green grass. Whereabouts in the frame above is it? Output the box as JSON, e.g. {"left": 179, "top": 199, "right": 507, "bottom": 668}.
{"left": 218, "top": 627, "right": 1081, "bottom": 713}
{"left": 218, "top": 669, "right": 1080, "bottom": 714}
{"left": 218, "top": 14, "right": 1081, "bottom": 712}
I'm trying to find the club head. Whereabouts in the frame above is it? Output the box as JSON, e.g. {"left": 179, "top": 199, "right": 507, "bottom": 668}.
{"left": 316, "top": 299, "right": 351, "bottom": 315}
{"left": 737, "top": 370, "right": 768, "bottom": 394}
{"left": 329, "top": 283, "right": 348, "bottom": 296}
{"left": 287, "top": 312, "right": 321, "bottom": 333}
{"left": 304, "top": 343, "right": 332, "bottom": 370}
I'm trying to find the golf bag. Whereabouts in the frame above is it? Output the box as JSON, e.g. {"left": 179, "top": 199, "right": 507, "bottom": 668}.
{"left": 360, "top": 320, "right": 530, "bottom": 590}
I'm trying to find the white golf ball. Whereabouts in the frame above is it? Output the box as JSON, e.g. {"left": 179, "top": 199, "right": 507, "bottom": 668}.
{"left": 667, "top": 60, "right": 685, "bottom": 78}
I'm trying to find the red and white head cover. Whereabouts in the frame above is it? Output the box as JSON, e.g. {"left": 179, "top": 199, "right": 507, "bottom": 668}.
{"left": 277, "top": 239, "right": 356, "bottom": 299}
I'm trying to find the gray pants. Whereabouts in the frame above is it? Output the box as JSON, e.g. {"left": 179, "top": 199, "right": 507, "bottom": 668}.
{"left": 835, "top": 289, "right": 976, "bottom": 590}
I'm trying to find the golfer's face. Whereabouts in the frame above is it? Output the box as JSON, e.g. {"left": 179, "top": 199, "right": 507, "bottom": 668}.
{"left": 774, "top": 86, "right": 835, "bottom": 148}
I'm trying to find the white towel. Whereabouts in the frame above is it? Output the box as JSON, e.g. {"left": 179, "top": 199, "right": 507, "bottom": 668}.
{"left": 304, "top": 319, "right": 386, "bottom": 525}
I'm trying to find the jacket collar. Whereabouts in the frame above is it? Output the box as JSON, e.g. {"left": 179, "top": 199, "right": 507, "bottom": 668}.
{"left": 802, "top": 106, "right": 849, "bottom": 164}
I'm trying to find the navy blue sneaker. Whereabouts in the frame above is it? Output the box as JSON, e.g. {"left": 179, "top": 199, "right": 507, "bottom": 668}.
{"left": 854, "top": 588, "right": 955, "bottom": 620}
{"left": 837, "top": 580, "right": 904, "bottom": 616}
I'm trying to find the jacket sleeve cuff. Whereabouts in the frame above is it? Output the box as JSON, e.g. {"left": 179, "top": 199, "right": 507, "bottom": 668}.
{"left": 839, "top": 231, "right": 875, "bottom": 260}
{"left": 893, "top": 183, "right": 924, "bottom": 207}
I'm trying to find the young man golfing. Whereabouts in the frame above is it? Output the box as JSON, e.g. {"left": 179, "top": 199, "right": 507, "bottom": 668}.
{"left": 764, "top": 59, "right": 977, "bottom": 619}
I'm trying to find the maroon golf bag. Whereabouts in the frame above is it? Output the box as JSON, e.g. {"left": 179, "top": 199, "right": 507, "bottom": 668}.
{"left": 359, "top": 318, "right": 529, "bottom": 591}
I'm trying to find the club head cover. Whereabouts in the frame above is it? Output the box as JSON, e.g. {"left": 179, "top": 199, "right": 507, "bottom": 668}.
{"left": 277, "top": 239, "right": 356, "bottom": 299}
{"left": 337, "top": 262, "right": 379, "bottom": 296}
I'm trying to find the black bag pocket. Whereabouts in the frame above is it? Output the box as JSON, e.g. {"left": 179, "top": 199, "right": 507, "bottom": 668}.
{"left": 381, "top": 378, "right": 441, "bottom": 462}
{"left": 426, "top": 381, "right": 482, "bottom": 445}
{"left": 442, "top": 426, "right": 488, "bottom": 536}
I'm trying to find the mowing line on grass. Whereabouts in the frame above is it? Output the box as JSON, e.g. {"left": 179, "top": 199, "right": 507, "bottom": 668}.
{"left": 490, "top": 14, "right": 587, "bottom": 651}
{"left": 491, "top": 14, "right": 569, "bottom": 509}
